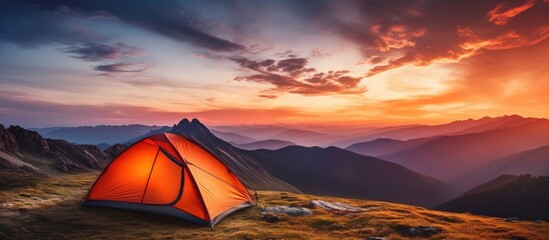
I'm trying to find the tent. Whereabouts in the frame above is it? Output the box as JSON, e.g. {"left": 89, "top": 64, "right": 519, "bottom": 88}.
{"left": 84, "top": 133, "right": 254, "bottom": 227}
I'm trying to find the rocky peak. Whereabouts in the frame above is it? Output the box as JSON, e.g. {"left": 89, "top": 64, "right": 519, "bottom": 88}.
{"left": 7, "top": 125, "right": 50, "bottom": 155}
{"left": 105, "top": 143, "right": 126, "bottom": 160}
{"left": 0, "top": 124, "right": 19, "bottom": 152}
{"left": 172, "top": 118, "right": 212, "bottom": 136}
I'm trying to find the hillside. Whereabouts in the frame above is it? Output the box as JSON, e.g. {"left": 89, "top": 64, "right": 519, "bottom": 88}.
{"left": 346, "top": 137, "right": 437, "bottom": 157}
{"left": 0, "top": 172, "right": 547, "bottom": 240}
{"left": 0, "top": 124, "right": 121, "bottom": 173}
{"left": 437, "top": 175, "right": 549, "bottom": 221}
{"left": 210, "top": 129, "right": 256, "bottom": 144}
{"left": 249, "top": 146, "right": 458, "bottom": 207}
{"left": 455, "top": 145, "right": 549, "bottom": 188}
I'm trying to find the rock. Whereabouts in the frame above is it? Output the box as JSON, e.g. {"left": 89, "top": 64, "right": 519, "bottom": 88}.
{"left": 0, "top": 124, "right": 19, "bottom": 152}
{"left": 311, "top": 200, "right": 378, "bottom": 214}
{"left": 261, "top": 206, "right": 313, "bottom": 216}
{"left": 367, "top": 237, "right": 389, "bottom": 240}
{"left": 47, "top": 139, "right": 109, "bottom": 171}
{"left": 505, "top": 217, "right": 519, "bottom": 222}
{"left": 261, "top": 212, "right": 281, "bottom": 222}
{"left": 400, "top": 225, "right": 440, "bottom": 237}
{"left": 401, "top": 228, "right": 418, "bottom": 237}
{"left": 8, "top": 126, "right": 50, "bottom": 155}
{"left": 416, "top": 225, "right": 440, "bottom": 237}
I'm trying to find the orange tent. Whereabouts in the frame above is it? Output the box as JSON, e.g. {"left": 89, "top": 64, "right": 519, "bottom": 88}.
{"left": 84, "top": 133, "right": 254, "bottom": 226}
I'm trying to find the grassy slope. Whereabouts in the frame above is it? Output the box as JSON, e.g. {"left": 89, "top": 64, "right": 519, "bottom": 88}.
{"left": 0, "top": 173, "right": 547, "bottom": 240}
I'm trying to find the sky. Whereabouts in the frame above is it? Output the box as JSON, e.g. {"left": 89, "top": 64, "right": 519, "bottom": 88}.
{"left": 0, "top": 0, "right": 547, "bottom": 127}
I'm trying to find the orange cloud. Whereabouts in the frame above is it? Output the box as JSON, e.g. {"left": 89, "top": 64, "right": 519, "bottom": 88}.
{"left": 487, "top": 0, "right": 536, "bottom": 25}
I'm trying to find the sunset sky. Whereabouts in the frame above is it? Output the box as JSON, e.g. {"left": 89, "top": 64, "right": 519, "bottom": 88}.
{"left": 0, "top": 0, "right": 548, "bottom": 127}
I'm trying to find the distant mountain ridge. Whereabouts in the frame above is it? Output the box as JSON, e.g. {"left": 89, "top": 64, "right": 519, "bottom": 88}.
{"left": 236, "top": 139, "right": 296, "bottom": 150}
{"left": 455, "top": 145, "right": 549, "bottom": 189}
{"left": 437, "top": 174, "right": 549, "bottom": 221}
{"left": 381, "top": 118, "right": 549, "bottom": 189}
{"left": 249, "top": 145, "right": 458, "bottom": 207}
{"left": 335, "top": 115, "right": 536, "bottom": 147}
{"left": 35, "top": 125, "right": 166, "bottom": 145}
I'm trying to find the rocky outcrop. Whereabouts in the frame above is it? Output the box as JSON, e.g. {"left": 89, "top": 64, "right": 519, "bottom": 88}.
{"left": 0, "top": 124, "right": 112, "bottom": 173}
{"left": 7, "top": 126, "right": 50, "bottom": 155}
{"left": 0, "top": 124, "right": 19, "bottom": 152}
{"left": 46, "top": 139, "right": 109, "bottom": 172}
{"left": 104, "top": 144, "right": 126, "bottom": 160}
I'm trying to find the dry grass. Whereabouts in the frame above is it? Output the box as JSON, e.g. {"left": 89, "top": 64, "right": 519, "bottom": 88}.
{"left": 0, "top": 172, "right": 547, "bottom": 240}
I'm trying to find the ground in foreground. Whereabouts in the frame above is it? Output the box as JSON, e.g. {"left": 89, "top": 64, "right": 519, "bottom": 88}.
{"left": 0, "top": 172, "right": 547, "bottom": 239}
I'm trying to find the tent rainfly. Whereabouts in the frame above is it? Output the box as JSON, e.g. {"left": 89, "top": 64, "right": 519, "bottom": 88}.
{"left": 84, "top": 133, "right": 254, "bottom": 227}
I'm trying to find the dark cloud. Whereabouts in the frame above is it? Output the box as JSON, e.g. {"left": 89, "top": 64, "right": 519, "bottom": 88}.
{"left": 94, "top": 63, "right": 146, "bottom": 73}
{"left": 15, "top": 0, "right": 245, "bottom": 52}
{"left": 0, "top": 1, "right": 102, "bottom": 48}
{"left": 231, "top": 56, "right": 366, "bottom": 97}
{"left": 63, "top": 42, "right": 144, "bottom": 62}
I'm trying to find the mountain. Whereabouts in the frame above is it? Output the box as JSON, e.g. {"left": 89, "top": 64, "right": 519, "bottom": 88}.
{"left": 211, "top": 125, "right": 291, "bottom": 140}
{"left": 169, "top": 118, "right": 299, "bottom": 192}
{"left": 455, "top": 145, "right": 549, "bottom": 189}
{"left": 381, "top": 119, "right": 549, "bottom": 189}
{"left": 249, "top": 145, "right": 458, "bottom": 207}
{"left": 210, "top": 129, "right": 256, "bottom": 144}
{"left": 0, "top": 124, "right": 111, "bottom": 173}
{"left": 272, "top": 129, "right": 337, "bottom": 146}
{"left": 37, "top": 125, "right": 166, "bottom": 145}
{"left": 334, "top": 115, "right": 533, "bottom": 147}
{"left": 346, "top": 137, "right": 438, "bottom": 157}
{"left": 437, "top": 175, "right": 549, "bottom": 221}
{"left": 236, "top": 139, "right": 296, "bottom": 150}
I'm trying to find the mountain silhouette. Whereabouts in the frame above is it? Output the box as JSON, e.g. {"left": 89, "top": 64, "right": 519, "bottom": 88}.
{"left": 248, "top": 145, "right": 458, "bottom": 207}
{"left": 455, "top": 145, "right": 549, "bottom": 189}
{"left": 381, "top": 118, "right": 549, "bottom": 189}
{"left": 35, "top": 125, "right": 166, "bottom": 145}
{"left": 236, "top": 139, "right": 296, "bottom": 150}
{"left": 437, "top": 174, "right": 549, "bottom": 221}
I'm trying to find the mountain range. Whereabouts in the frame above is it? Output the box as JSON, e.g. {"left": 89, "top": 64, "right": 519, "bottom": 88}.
{"left": 235, "top": 139, "right": 296, "bottom": 150}
{"left": 0, "top": 124, "right": 123, "bottom": 173}
{"left": 3, "top": 115, "right": 548, "bottom": 212}
{"left": 34, "top": 125, "right": 166, "bottom": 145}
{"left": 346, "top": 115, "right": 549, "bottom": 190}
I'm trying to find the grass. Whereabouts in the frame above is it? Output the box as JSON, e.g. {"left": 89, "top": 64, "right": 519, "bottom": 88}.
{"left": 0, "top": 172, "right": 548, "bottom": 239}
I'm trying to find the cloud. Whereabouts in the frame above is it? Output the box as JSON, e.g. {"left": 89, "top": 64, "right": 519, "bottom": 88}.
{"left": 0, "top": 1, "right": 102, "bottom": 48}
{"left": 231, "top": 56, "right": 366, "bottom": 97}
{"left": 94, "top": 63, "right": 147, "bottom": 73}
{"left": 17, "top": 0, "right": 245, "bottom": 52}
{"left": 63, "top": 42, "right": 145, "bottom": 62}
{"left": 487, "top": 0, "right": 536, "bottom": 25}
{"left": 372, "top": 37, "right": 549, "bottom": 120}
{"left": 0, "top": 90, "right": 306, "bottom": 126}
